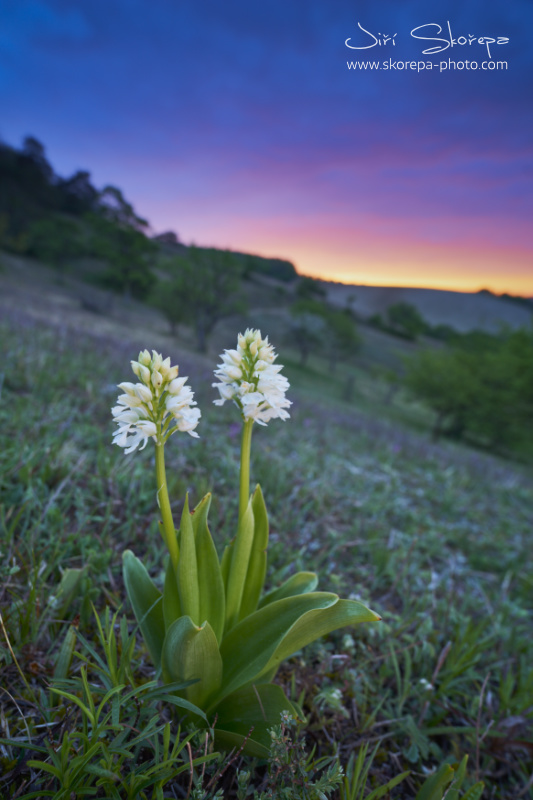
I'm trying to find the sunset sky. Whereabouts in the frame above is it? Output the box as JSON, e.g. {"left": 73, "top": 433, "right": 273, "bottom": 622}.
{"left": 1, "top": 0, "right": 532, "bottom": 293}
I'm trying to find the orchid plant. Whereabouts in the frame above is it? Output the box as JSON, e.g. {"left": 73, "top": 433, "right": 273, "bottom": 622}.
{"left": 114, "top": 331, "right": 380, "bottom": 756}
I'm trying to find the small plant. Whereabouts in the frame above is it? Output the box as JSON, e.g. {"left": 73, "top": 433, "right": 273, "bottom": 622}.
{"left": 116, "top": 332, "right": 380, "bottom": 755}
{"left": 253, "top": 711, "right": 344, "bottom": 799}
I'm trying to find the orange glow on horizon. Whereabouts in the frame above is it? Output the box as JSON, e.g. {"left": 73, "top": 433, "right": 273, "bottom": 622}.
{"left": 160, "top": 207, "right": 533, "bottom": 298}
{"left": 296, "top": 267, "right": 533, "bottom": 296}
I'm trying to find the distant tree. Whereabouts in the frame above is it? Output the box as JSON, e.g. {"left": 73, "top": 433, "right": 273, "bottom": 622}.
{"left": 289, "top": 298, "right": 361, "bottom": 372}
{"left": 88, "top": 213, "right": 156, "bottom": 298}
{"left": 151, "top": 247, "right": 246, "bottom": 351}
{"left": 288, "top": 304, "right": 326, "bottom": 367}
{"left": 153, "top": 231, "right": 181, "bottom": 247}
{"left": 296, "top": 276, "right": 327, "bottom": 301}
{"left": 427, "top": 323, "right": 457, "bottom": 343}
{"left": 242, "top": 254, "right": 298, "bottom": 283}
{"left": 96, "top": 185, "right": 149, "bottom": 231}
{"left": 21, "top": 136, "right": 54, "bottom": 182}
{"left": 405, "top": 328, "right": 533, "bottom": 451}
{"left": 27, "top": 216, "right": 83, "bottom": 274}
{"left": 58, "top": 170, "right": 99, "bottom": 215}
{"left": 386, "top": 302, "right": 428, "bottom": 340}
{"left": 324, "top": 308, "right": 361, "bottom": 374}
{"left": 464, "top": 328, "right": 533, "bottom": 449}
{"left": 405, "top": 348, "right": 480, "bottom": 439}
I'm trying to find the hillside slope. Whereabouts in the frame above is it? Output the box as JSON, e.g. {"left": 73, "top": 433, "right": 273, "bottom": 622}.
{"left": 322, "top": 282, "right": 532, "bottom": 333}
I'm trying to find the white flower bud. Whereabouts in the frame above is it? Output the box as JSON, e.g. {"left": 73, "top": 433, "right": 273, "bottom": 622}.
{"left": 151, "top": 350, "right": 163, "bottom": 370}
{"left": 138, "top": 349, "right": 151, "bottom": 366}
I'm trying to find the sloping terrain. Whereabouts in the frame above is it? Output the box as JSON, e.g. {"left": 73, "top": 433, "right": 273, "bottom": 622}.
{"left": 323, "top": 281, "right": 533, "bottom": 332}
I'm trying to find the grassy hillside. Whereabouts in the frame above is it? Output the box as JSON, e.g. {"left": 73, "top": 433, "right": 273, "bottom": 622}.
{"left": 0, "top": 261, "right": 532, "bottom": 798}
{"left": 322, "top": 282, "right": 533, "bottom": 333}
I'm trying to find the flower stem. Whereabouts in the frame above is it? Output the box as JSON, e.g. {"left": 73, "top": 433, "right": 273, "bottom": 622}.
{"left": 155, "top": 440, "right": 179, "bottom": 571}
{"left": 239, "top": 419, "right": 254, "bottom": 520}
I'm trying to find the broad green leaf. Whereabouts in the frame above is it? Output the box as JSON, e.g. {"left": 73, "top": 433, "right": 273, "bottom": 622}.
{"left": 214, "top": 682, "right": 297, "bottom": 754}
{"left": 53, "top": 622, "right": 77, "bottom": 682}
{"left": 191, "top": 492, "right": 212, "bottom": 536}
{"left": 259, "top": 571, "right": 319, "bottom": 608}
{"left": 54, "top": 567, "right": 85, "bottom": 618}
{"left": 192, "top": 493, "right": 225, "bottom": 643}
{"left": 221, "top": 543, "right": 232, "bottom": 592}
{"left": 211, "top": 728, "right": 270, "bottom": 759}
{"left": 256, "top": 598, "right": 381, "bottom": 681}
{"left": 225, "top": 499, "right": 254, "bottom": 631}
{"left": 217, "top": 592, "right": 338, "bottom": 703}
{"left": 162, "top": 615, "right": 222, "bottom": 707}
{"left": 177, "top": 496, "right": 200, "bottom": 624}
{"left": 446, "top": 756, "right": 468, "bottom": 800}
{"left": 26, "top": 761, "right": 62, "bottom": 780}
{"left": 366, "top": 771, "right": 411, "bottom": 800}
{"left": 415, "top": 763, "right": 455, "bottom": 800}
{"left": 163, "top": 557, "right": 182, "bottom": 630}
{"left": 239, "top": 485, "right": 269, "bottom": 620}
{"left": 460, "top": 783, "right": 485, "bottom": 800}
{"left": 123, "top": 550, "right": 165, "bottom": 669}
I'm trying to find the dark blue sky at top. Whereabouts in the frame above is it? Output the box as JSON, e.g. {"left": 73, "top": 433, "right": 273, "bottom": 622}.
{"left": 1, "top": 0, "right": 532, "bottom": 290}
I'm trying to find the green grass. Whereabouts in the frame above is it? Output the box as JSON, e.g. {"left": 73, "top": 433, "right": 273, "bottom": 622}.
{"left": 0, "top": 308, "right": 532, "bottom": 798}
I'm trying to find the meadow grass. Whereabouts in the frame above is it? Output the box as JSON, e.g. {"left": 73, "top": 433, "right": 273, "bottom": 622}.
{"left": 0, "top": 309, "right": 532, "bottom": 798}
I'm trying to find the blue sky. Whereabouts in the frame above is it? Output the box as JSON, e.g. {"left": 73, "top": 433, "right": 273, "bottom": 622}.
{"left": 1, "top": 0, "right": 532, "bottom": 291}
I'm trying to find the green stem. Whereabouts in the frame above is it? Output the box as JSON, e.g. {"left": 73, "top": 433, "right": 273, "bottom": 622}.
{"left": 155, "top": 440, "right": 179, "bottom": 571}
{"left": 239, "top": 419, "right": 254, "bottom": 521}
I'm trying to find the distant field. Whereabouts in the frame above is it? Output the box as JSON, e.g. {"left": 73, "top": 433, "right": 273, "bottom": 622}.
{"left": 322, "top": 281, "right": 533, "bottom": 333}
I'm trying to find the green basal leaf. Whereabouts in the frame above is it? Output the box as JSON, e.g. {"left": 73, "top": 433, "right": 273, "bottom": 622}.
{"left": 192, "top": 493, "right": 225, "bottom": 643}
{"left": 221, "top": 543, "right": 232, "bottom": 592}
{"left": 217, "top": 592, "right": 339, "bottom": 703}
{"left": 446, "top": 756, "right": 468, "bottom": 800}
{"left": 238, "top": 485, "right": 269, "bottom": 620}
{"left": 214, "top": 682, "right": 298, "bottom": 755}
{"left": 191, "top": 491, "right": 211, "bottom": 535}
{"left": 259, "top": 571, "right": 319, "bottom": 608}
{"left": 415, "top": 763, "right": 455, "bottom": 800}
{"left": 460, "top": 783, "right": 485, "bottom": 800}
{"left": 163, "top": 557, "right": 181, "bottom": 630}
{"left": 162, "top": 615, "right": 222, "bottom": 708}
{"left": 54, "top": 567, "right": 85, "bottom": 618}
{"left": 365, "top": 771, "right": 411, "bottom": 800}
{"left": 123, "top": 550, "right": 165, "bottom": 669}
{"left": 177, "top": 495, "right": 200, "bottom": 624}
{"left": 211, "top": 728, "right": 270, "bottom": 759}
{"left": 53, "top": 622, "right": 78, "bottom": 682}
{"left": 255, "top": 598, "right": 381, "bottom": 682}
{"left": 225, "top": 499, "right": 254, "bottom": 632}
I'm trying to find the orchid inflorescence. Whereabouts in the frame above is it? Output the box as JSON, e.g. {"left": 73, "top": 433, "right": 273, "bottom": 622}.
{"left": 213, "top": 328, "right": 291, "bottom": 425}
{"left": 112, "top": 348, "right": 200, "bottom": 454}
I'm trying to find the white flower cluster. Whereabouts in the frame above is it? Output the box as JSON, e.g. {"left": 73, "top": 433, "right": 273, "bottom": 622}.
{"left": 213, "top": 329, "right": 291, "bottom": 425}
{"left": 112, "top": 350, "right": 200, "bottom": 453}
